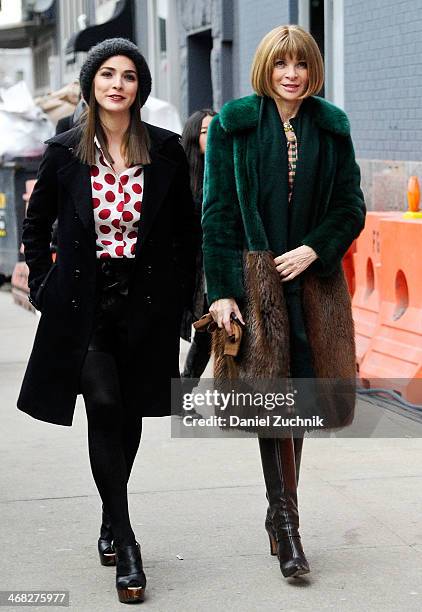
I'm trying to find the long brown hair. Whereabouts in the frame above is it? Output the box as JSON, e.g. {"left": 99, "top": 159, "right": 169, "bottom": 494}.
{"left": 181, "top": 109, "right": 216, "bottom": 202}
{"left": 75, "top": 79, "right": 151, "bottom": 167}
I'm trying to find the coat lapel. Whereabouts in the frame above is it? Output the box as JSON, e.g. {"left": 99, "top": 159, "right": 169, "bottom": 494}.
{"left": 57, "top": 158, "right": 95, "bottom": 237}
{"left": 135, "top": 149, "right": 177, "bottom": 255}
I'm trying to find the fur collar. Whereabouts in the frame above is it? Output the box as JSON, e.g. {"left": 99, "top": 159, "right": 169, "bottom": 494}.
{"left": 219, "top": 93, "right": 350, "bottom": 137}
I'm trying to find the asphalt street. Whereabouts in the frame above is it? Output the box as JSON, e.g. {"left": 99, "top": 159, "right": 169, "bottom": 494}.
{"left": 1, "top": 289, "right": 422, "bottom": 612}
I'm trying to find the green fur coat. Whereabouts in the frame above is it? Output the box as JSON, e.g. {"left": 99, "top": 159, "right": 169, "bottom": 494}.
{"left": 202, "top": 93, "right": 365, "bottom": 304}
{"left": 201, "top": 94, "right": 366, "bottom": 428}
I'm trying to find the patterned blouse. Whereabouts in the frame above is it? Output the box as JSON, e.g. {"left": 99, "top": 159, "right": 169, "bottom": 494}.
{"left": 283, "top": 121, "right": 298, "bottom": 203}
{"left": 90, "top": 137, "right": 144, "bottom": 258}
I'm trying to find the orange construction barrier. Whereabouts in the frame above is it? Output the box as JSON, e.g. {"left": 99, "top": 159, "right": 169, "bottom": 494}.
{"left": 359, "top": 217, "right": 422, "bottom": 403}
{"left": 403, "top": 176, "right": 422, "bottom": 219}
{"left": 352, "top": 212, "right": 401, "bottom": 368}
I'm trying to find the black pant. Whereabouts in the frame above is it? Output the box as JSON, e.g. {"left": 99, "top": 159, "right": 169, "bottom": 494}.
{"left": 182, "top": 297, "right": 211, "bottom": 380}
{"left": 80, "top": 259, "right": 142, "bottom": 547}
{"left": 182, "top": 327, "right": 212, "bottom": 379}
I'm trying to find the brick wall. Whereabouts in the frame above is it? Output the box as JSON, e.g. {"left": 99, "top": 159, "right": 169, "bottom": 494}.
{"left": 344, "top": 0, "right": 422, "bottom": 161}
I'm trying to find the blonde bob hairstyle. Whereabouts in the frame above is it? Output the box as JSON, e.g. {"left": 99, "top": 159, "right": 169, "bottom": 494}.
{"left": 251, "top": 25, "right": 324, "bottom": 99}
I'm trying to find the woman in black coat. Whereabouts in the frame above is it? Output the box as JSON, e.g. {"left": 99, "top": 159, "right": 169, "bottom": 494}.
{"left": 18, "top": 38, "right": 197, "bottom": 604}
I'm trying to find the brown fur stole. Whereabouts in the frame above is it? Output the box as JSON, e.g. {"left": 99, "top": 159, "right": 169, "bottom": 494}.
{"left": 212, "top": 251, "right": 356, "bottom": 432}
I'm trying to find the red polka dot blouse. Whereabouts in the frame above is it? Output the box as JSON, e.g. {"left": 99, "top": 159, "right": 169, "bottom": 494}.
{"left": 90, "top": 137, "right": 144, "bottom": 258}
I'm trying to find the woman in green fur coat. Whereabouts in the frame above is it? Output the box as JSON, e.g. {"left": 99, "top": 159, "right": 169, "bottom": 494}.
{"left": 202, "top": 25, "right": 365, "bottom": 579}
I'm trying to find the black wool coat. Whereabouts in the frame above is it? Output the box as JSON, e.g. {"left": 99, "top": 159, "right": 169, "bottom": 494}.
{"left": 17, "top": 123, "right": 199, "bottom": 426}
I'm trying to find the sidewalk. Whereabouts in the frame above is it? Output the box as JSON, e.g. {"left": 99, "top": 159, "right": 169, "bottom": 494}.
{"left": 1, "top": 290, "right": 422, "bottom": 612}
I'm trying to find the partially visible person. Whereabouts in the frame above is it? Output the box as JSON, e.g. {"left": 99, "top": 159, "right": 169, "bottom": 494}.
{"left": 180, "top": 109, "right": 216, "bottom": 386}
{"left": 55, "top": 98, "right": 87, "bottom": 135}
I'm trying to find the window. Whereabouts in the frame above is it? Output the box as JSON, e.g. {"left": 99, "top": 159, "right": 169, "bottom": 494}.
{"left": 159, "top": 16, "right": 166, "bottom": 54}
{"left": 299, "top": 0, "right": 344, "bottom": 107}
{"left": 33, "top": 39, "right": 53, "bottom": 94}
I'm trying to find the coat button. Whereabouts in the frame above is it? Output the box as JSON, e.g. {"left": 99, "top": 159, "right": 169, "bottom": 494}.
{"left": 145, "top": 295, "right": 152, "bottom": 304}
{"left": 73, "top": 269, "right": 81, "bottom": 280}
{"left": 146, "top": 265, "right": 152, "bottom": 275}
{"left": 73, "top": 213, "right": 78, "bottom": 221}
{"left": 71, "top": 298, "right": 79, "bottom": 310}
{"left": 73, "top": 240, "right": 80, "bottom": 249}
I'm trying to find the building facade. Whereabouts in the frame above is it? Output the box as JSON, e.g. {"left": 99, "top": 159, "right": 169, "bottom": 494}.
{"left": 0, "top": 0, "right": 420, "bottom": 210}
{"left": 174, "top": 0, "right": 345, "bottom": 117}
{"left": 343, "top": 0, "right": 422, "bottom": 211}
{"left": 0, "top": 0, "right": 56, "bottom": 95}
{"left": 173, "top": 0, "right": 422, "bottom": 210}
{"left": 59, "top": 0, "right": 127, "bottom": 88}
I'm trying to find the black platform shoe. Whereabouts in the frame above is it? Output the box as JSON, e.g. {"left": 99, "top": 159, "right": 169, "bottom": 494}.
{"left": 98, "top": 507, "right": 115, "bottom": 566}
{"left": 115, "top": 542, "right": 146, "bottom": 604}
{"left": 259, "top": 436, "right": 310, "bottom": 578}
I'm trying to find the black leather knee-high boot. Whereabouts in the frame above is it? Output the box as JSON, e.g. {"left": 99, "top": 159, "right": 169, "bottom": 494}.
{"left": 259, "top": 436, "right": 310, "bottom": 578}
{"left": 265, "top": 434, "right": 304, "bottom": 556}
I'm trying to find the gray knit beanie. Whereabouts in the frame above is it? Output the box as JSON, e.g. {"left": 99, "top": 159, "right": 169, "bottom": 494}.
{"left": 79, "top": 38, "right": 152, "bottom": 107}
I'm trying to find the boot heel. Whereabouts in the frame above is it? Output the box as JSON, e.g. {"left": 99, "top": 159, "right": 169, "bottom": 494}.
{"left": 265, "top": 516, "right": 278, "bottom": 556}
{"left": 267, "top": 529, "right": 278, "bottom": 556}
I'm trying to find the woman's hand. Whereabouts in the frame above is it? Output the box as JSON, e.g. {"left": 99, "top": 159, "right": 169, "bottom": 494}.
{"left": 274, "top": 245, "right": 318, "bottom": 282}
{"left": 209, "top": 298, "right": 245, "bottom": 336}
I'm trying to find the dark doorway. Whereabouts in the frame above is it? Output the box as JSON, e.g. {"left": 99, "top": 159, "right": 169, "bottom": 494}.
{"left": 309, "top": 0, "right": 324, "bottom": 96}
{"left": 187, "top": 29, "right": 213, "bottom": 114}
